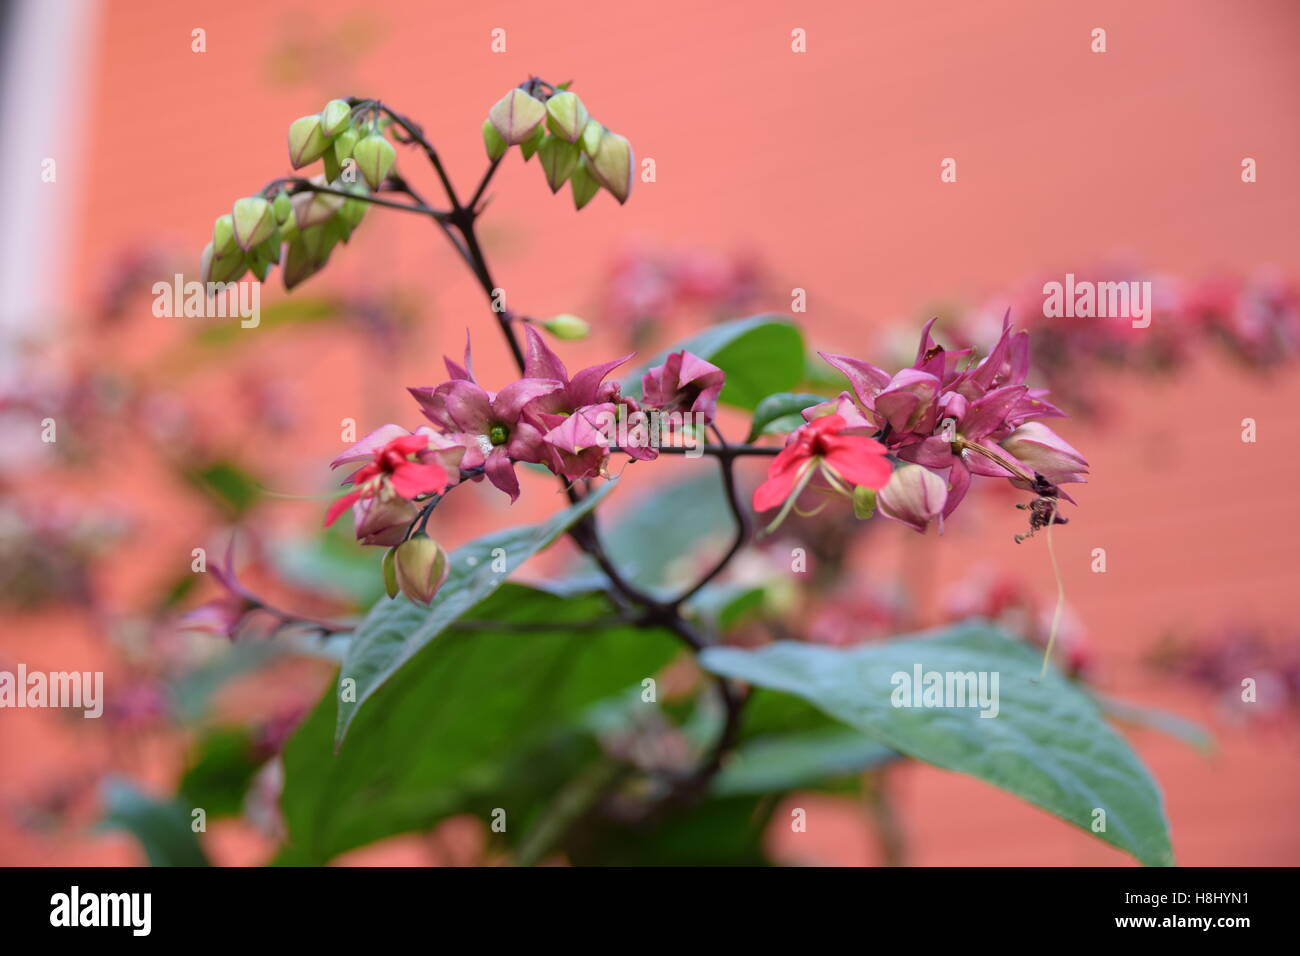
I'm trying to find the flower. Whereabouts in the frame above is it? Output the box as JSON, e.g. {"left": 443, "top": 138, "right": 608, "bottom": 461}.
{"left": 177, "top": 540, "right": 260, "bottom": 640}
{"left": 325, "top": 427, "right": 464, "bottom": 528}
{"left": 408, "top": 337, "right": 561, "bottom": 501}
{"left": 819, "top": 314, "right": 1085, "bottom": 523}
{"left": 641, "top": 349, "right": 725, "bottom": 424}
{"left": 753, "top": 414, "right": 891, "bottom": 530}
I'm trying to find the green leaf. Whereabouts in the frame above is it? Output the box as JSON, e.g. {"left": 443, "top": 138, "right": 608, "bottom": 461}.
{"left": 99, "top": 778, "right": 210, "bottom": 867}
{"left": 587, "top": 472, "right": 731, "bottom": 594}
{"left": 278, "top": 583, "right": 678, "bottom": 864}
{"left": 622, "top": 315, "right": 805, "bottom": 411}
{"left": 182, "top": 460, "right": 262, "bottom": 517}
{"left": 745, "top": 392, "right": 824, "bottom": 442}
{"left": 334, "top": 478, "right": 617, "bottom": 745}
{"left": 714, "top": 726, "right": 896, "bottom": 797}
{"left": 178, "top": 727, "right": 262, "bottom": 818}
{"left": 1096, "top": 693, "right": 1214, "bottom": 755}
{"left": 700, "top": 623, "right": 1175, "bottom": 866}
{"left": 566, "top": 794, "right": 779, "bottom": 866}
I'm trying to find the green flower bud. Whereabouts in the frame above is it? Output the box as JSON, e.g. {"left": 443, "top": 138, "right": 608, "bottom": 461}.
{"left": 199, "top": 242, "right": 214, "bottom": 283}
{"left": 292, "top": 186, "right": 344, "bottom": 230}
{"left": 545, "top": 90, "right": 589, "bottom": 144}
{"left": 570, "top": 157, "right": 600, "bottom": 210}
{"left": 394, "top": 533, "right": 449, "bottom": 606}
{"left": 212, "top": 214, "right": 237, "bottom": 256}
{"left": 853, "top": 485, "right": 876, "bottom": 520}
{"left": 542, "top": 313, "right": 590, "bottom": 341}
{"left": 333, "top": 126, "right": 359, "bottom": 164}
{"left": 538, "top": 136, "right": 580, "bottom": 193}
{"left": 254, "top": 232, "right": 282, "bottom": 265}
{"left": 203, "top": 243, "right": 248, "bottom": 284}
{"left": 283, "top": 235, "right": 325, "bottom": 290}
{"left": 488, "top": 87, "right": 548, "bottom": 146}
{"left": 288, "top": 114, "right": 331, "bottom": 169}
{"left": 320, "top": 99, "right": 352, "bottom": 137}
{"left": 272, "top": 190, "right": 293, "bottom": 225}
{"left": 278, "top": 215, "right": 300, "bottom": 244}
{"left": 250, "top": 255, "right": 272, "bottom": 282}
{"left": 590, "top": 131, "right": 633, "bottom": 204}
{"left": 339, "top": 183, "right": 370, "bottom": 231}
{"left": 519, "top": 122, "right": 545, "bottom": 162}
{"left": 381, "top": 546, "right": 400, "bottom": 599}
{"left": 579, "top": 118, "right": 604, "bottom": 157}
{"left": 231, "top": 196, "right": 276, "bottom": 251}
{"left": 353, "top": 133, "right": 396, "bottom": 189}
{"left": 482, "top": 119, "right": 508, "bottom": 161}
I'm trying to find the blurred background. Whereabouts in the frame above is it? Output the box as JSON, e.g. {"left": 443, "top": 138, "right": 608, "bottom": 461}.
{"left": 1, "top": 0, "right": 1298, "bottom": 865}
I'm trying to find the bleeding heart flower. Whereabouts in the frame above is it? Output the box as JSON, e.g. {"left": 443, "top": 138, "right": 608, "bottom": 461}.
{"left": 325, "top": 428, "right": 464, "bottom": 528}
{"left": 641, "top": 350, "right": 725, "bottom": 424}
{"left": 753, "top": 414, "right": 891, "bottom": 531}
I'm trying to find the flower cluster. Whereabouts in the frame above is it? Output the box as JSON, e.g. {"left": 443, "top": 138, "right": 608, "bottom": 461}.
{"left": 325, "top": 327, "right": 724, "bottom": 602}
{"left": 483, "top": 82, "right": 633, "bottom": 209}
{"left": 756, "top": 315, "right": 1088, "bottom": 534}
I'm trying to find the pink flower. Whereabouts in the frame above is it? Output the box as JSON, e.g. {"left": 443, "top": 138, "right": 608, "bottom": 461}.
{"left": 877, "top": 464, "right": 948, "bottom": 533}
{"left": 641, "top": 349, "right": 725, "bottom": 423}
{"left": 753, "top": 414, "right": 891, "bottom": 529}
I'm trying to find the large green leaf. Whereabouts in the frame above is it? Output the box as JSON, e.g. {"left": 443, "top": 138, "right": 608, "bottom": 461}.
{"left": 622, "top": 315, "right": 805, "bottom": 410}
{"left": 334, "top": 479, "right": 616, "bottom": 744}
{"left": 745, "top": 392, "right": 825, "bottom": 442}
{"left": 278, "top": 583, "right": 678, "bottom": 864}
{"left": 585, "top": 472, "right": 731, "bottom": 594}
{"left": 700, "top": 623, "right": 1174, "bottom": 866}
{"left": 714, "top": 726, "right": 896, "bottom": 797}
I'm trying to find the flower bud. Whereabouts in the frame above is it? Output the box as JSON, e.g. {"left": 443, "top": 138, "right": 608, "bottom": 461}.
{"left": 877, "top": 464, "right": 948, "bottom": 533}
{"left": 339, "top": 184, "right": 370, "bottom": 230}
{"left": 1000, "top": 422, "right": 1089, "bottom": 485}
{"left": 538, "top": 136, "right": 580, "bottom": 193}
{"left": 272, "top": 189, "right": 293, "bottom": 225}
{"left": 231, "top": 196, "right": 277, "bottom": 251}
{"left": 570, "top": 158, "right": 600, "bottom": 210}
{"left": 288, "top": 114, "right": 331, "bottom": 168}
{"left": 381, "top": 547, "right": 400, "bottom": 599}
{"left": 519, "top": 122, "right": 545, "bottom": 162}
{"left": 354, "top": 489, "right": 418, "bottom": 547}
{"left": 542, "top": 313, "right": 590, "bottom": 341}
{"left": 202, "top": 243, "right": 248, "bottom": 284}
{"left": 283, "top": 235, "right": 327, "bottom": 289}
{"left": 852, "top": 485, "right": 876, "bottom": 519}
{"left": 320, "top": 99, "right": 352, "bottom": 137}
{"left": 213, "top": 214, "right": 237, "bottom": 256}
{"left": 394, "top": 533, "right": 449, "bottom": 606}
{"left": 333, "top": 126, "right": 359, "bottom": 165}
{"left": 579, "top": 119, "right": 603, "bottom": 157}
{"left": 482, "top": 119, "right": 508, "bottom": 161}
{"left": 353, "top": 133, "right": 396, "bottom": 189}
{"left": 589, "top": 130, "right": 633, "bottom": 204}
{"left": 488, "top": 88, "right": 547, "bottom": 146}
{"left": 292, "top": 186, "right": 344, "bottom": 230}
{"left": 545, "top": 91, "right": 589, "bottom": 143}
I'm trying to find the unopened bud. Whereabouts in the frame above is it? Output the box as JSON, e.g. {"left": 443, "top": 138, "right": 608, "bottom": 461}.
{"left": 394, "top": 533, "right": 449, "bottom": 606}
{"left": 488, "top": 88, "right": 547, "bottom": 146}
{"left": 292, "top": 186, "right": 344, "bottom": 230}
{"left": 202, "top": 244, "right": 248, "bottom": 284}
{"left": 520, "top": 122, "right": 545, "bottom": 162}
{"left": 579, "top": 119, "right": 603, "bottom": 157}
{"left": 320, "top": 99, "right": 352, "bottom": 137}
{"left": 333, "top": 126, "right": 359, "bottom": 165}
{"left": 570, "top": 158, "right": 600, "bottom": 210}
{"left": 852, "top": 485, "right": 876, "bottom": 520}
{"left": 213, "top": 214, "right": 237, "bottom": 256}
{"left": 231, "top": 196, "right": 277, "bottom": 251}
{"left": 353, "top": 133, "right": 396, "bottom": 189}
{"left": 545, "top": 91, "right": 589, "bottom": 144}
{"left": 542, "top": 313, "right": 590, "bottom": 341}
{"left": 878, "top": 464, "right": 948, "bottom": 534}
{"left": 272, "top": 190, "right": 293, "bottom": 225}
{"left": 590, "top": 131, "right": 633, "bottom": 204}
{"left": 288, "top": 114, "right": 331, "bottom": 168}
{"left": 538, "top": 136, "right": 580, "bottom": 193}
{"left": 482, "top": 119, "right": 508, "bottom": 161}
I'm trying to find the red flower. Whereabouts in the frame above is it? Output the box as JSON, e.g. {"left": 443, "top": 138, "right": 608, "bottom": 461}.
{"left": 753, "top": 414, "right": 891, "bottom": 525}
{"left": 325, "top": 433, "right": 460, "bottom": 528}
